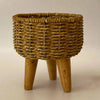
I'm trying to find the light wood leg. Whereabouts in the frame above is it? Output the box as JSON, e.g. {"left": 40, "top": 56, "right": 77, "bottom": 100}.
{"left": 46, "top": 59, "right": 56, "bottom": 80}
{"left": 24, "top": 58, "right": 38, "bottom": 90}
{"left": 56, "top": 58, "right": 71, "bottom": 92}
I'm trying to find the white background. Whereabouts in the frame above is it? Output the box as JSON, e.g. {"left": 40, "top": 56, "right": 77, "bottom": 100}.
{"left": 0, "top": 0, "right": 100, "bottom": 100}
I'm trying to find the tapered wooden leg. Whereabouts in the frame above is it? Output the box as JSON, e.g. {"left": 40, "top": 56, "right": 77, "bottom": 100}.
{"left": 24, "top": 58, "right": 38, "bottom": 90}
{"left": 56, "top": 58, "right": 71, "bottom": 92}
{"left": 46, "top": 59, "right": 56, "bottom": 80}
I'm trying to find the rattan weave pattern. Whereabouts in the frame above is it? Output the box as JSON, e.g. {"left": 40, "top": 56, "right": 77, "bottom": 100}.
{"left": 13, "top": 13, "right": 83, "bottom": 60}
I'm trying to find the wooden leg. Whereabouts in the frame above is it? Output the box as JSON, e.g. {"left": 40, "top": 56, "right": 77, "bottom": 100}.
{"left": 46, "top": 59, "right": 56, "bottom": 80}
{"left": 56, "top": 58, "right": 71, "bottom": 92}
{"left": 24, "top": 58, "right": 38, "bottom": 90}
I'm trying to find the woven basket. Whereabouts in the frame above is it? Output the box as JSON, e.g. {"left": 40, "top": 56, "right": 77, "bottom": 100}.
{"left": 13, "top": 13, "right": 83, "bottom": 60}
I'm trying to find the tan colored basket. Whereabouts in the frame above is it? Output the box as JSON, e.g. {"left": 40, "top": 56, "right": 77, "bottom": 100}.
{"left": 13, "top": 13, "right": 83, "bottom": 60}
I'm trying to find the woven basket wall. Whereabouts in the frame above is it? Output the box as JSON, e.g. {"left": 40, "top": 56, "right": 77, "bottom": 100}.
{"left": 13, "top": 13, "right": 83, "bottom": 60}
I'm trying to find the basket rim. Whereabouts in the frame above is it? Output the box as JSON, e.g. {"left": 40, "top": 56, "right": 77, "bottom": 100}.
{"left": 13, "top": 13, "right": 83, "bottom": 23}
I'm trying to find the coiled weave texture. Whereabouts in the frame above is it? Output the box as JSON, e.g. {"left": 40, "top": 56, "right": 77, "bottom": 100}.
{"left": 13, "top": 13, "right": 83, "bottom": 60}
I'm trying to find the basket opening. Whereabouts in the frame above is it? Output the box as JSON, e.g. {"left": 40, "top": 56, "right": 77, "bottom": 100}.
{"left": 17, "top": 13, "right": 73, "bottom": 19}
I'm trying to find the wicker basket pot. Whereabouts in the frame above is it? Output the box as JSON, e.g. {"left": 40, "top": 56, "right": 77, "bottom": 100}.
{"left": 13, "top": 13, "right": 83, "bottom": 60}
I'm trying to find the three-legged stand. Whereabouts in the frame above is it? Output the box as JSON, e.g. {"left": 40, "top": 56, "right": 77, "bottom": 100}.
{"left": 24, "top": 58, "right": 71, "bottom": 92}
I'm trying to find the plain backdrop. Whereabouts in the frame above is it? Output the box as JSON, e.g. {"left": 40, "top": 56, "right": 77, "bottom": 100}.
{"left": 0, "top": 0, "right": 100, "bottom": 100}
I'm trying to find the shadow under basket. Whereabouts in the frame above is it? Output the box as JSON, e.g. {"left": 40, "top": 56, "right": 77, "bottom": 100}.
{"left": 13, "top": 13, "right": 83, "bottom": 92}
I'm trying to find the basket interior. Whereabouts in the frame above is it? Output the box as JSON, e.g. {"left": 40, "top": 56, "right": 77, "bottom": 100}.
{"left": 17, "top": 13, "right": 76, "bottom": 19}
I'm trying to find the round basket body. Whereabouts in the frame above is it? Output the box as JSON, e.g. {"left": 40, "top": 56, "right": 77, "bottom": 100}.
{"left": 13, "top": 13, "right": 83, "bottom": 60}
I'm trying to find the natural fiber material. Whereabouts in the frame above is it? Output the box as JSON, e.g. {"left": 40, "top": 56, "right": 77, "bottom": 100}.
{"left": 13, "top": 13, "right": 83, "bottom": 60}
